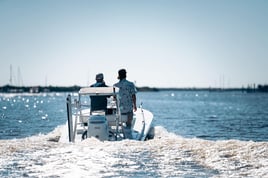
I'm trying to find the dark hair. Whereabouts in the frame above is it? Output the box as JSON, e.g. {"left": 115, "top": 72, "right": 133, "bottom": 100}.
{"left": 118, "top": 69, "right": 126, "bottom": 80}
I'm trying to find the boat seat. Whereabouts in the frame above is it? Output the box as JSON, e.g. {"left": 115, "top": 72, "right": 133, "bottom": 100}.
{"left": 90, "top": 95, "right": 110, "bottom": 113}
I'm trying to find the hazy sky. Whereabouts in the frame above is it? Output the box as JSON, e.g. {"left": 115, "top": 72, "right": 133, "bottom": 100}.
{"left": 0, "top": 0, "right": 267, "bottom": 88}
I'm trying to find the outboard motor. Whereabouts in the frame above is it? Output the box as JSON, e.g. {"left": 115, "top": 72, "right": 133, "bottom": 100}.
{"left": 87, "top": 114, "right": 109, "bottom": 141}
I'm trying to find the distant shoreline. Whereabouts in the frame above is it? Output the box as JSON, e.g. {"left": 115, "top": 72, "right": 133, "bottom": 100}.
{"left": 0, "top": 84, "right": 267, "bottom": 93}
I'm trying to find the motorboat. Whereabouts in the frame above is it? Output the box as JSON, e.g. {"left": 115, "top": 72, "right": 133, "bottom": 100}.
{"left": 65, "top": 86, "right": 154, "bottom": 142}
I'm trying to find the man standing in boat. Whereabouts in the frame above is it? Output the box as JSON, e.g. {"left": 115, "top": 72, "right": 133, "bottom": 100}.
{"left": 114, "top": 69, "right": 137, "bottom": 136}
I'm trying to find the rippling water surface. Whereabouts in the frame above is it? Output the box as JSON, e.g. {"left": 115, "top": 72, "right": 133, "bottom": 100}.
{"left": 0, "top": 91, "right": 267, "bottom": 177}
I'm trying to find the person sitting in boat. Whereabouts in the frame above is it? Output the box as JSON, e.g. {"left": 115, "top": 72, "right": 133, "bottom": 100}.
{"left": 90, "top": 73, "right": 109, "bottom": 113}
{"left": 90, "top": 73, "right": 107, "bottom": 87}
{"left": 114, "top": 69, "right": 137, "bottom": 129}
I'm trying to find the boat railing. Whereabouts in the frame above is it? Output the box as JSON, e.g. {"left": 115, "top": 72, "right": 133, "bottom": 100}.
{"left": 66, "top": 87, "right": 129, "bottom": 142}
{"left": 66, "top": 94, "right": 74, "bottom": 142}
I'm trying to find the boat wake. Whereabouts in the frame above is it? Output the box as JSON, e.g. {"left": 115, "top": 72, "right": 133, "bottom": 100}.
{"left": 0, "top": 125, "right": 267, "bottom": 177}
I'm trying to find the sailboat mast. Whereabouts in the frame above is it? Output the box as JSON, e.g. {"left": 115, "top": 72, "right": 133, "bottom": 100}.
{"left": 9, "top": 65, "right": 13, "bottom": 85}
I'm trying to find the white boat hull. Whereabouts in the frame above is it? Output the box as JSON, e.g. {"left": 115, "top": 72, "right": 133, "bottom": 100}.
{"left": 61, "top": 108, "right": 153, "bottom": 142}
{"left": 132, "top": 108, "right": 154, "bottom": 141}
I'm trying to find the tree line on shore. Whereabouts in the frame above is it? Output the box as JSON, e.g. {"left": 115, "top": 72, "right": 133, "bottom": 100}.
{"left": 0, "top": 84, "right": 267, "bottom": 93}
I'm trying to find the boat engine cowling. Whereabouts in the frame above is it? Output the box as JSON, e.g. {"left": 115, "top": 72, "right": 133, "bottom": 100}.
{"left": 87, "top": 114, "right": 109, "bottom": 141}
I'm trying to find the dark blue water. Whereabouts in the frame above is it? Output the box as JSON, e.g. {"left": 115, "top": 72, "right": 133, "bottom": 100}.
{"left": 1, "top": 91, "right": 268, "bottom": 141}
{"left": 139, "top": 91, "right": 268, "bottom": 141}
{"left": 0, "top": 93, "right": 67, "bottom": 139}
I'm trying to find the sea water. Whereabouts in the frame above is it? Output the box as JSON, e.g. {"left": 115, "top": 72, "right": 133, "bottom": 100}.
{"left": 0, "top": 91, "right": 267, "bottom": 177}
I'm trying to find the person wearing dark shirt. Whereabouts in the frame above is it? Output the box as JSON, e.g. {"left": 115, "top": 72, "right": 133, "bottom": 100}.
{"left": 90, "top": 73, "right": 108, "bottom": 112}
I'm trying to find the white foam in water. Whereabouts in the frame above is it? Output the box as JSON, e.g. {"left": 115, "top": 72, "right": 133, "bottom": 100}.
{"left": 0, "top": 125, "right": 267, "bottom": 177}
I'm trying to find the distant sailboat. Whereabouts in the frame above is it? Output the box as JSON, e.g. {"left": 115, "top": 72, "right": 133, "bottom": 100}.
{"left": 9, "top": 64, "right": 24, "bottom": 87}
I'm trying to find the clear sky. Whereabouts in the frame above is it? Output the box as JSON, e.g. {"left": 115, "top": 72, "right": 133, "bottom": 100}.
{"left": 0, "top": 0, "right": 267, "bottom": 88}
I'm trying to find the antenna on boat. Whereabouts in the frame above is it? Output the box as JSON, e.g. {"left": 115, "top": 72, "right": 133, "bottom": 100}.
{"left": 138, "top": 102, "right": 146, "bottom": 140}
